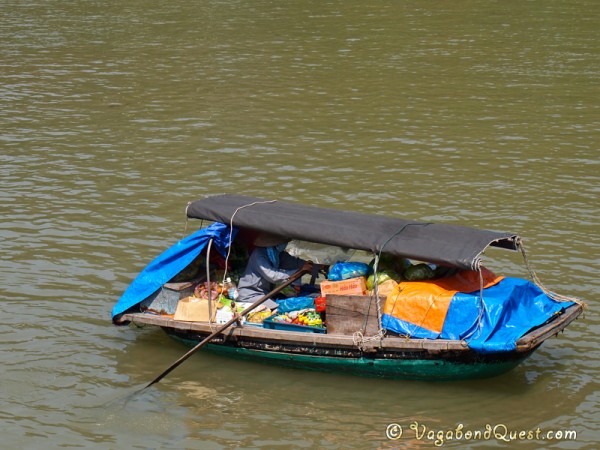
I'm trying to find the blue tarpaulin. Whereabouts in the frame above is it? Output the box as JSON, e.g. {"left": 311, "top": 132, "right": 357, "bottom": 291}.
{"left": 382, "top": 277, "right": 574, "bottom": 353}
{"left": 112, "top": 222, "right": 234, "bottom": 320}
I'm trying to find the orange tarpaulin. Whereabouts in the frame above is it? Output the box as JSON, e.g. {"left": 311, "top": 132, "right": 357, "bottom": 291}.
{"left": 383, "top": 268, "right": 504, "bottom": 334}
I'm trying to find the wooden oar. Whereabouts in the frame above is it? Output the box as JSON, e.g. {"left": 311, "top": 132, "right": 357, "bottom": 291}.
{"left": 145, "top": 266, "right": 310, "bottom": 389}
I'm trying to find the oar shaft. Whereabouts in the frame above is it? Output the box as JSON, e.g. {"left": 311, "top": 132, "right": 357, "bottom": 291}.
{"left": 146, "top": 267, "right": 309, "bottom": 388}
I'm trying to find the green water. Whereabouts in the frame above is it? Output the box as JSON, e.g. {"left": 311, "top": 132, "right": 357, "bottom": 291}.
{"left": 1, "top": 1, "right": 598, "bottom": 448}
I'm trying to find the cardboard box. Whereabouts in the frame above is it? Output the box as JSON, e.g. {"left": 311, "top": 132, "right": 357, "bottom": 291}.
{"left": 320, "top": 276, "right": 367, "bottom": 297}
{"left": 174, "top": 297, "right": 217, "bottom": 322}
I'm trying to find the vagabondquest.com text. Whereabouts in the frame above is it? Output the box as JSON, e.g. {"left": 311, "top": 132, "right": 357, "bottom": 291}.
{"left": 386, "top": 422, "right": 577, "bottom": 447}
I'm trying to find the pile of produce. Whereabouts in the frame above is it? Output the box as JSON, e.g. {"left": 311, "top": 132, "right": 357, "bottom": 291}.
{"left": 246, "top": 310, "right": 272, "bottom": 324}
{"left": 193, "top": 279, "right": 239, "bottom": 306}
{"left": 270, "top": 309, "right": 324, "bottom": 328}
{"left": 363, "top": 256, "right": 457, "bottom": 295}
{"left": 194, "top": 282, "right": 222, "bottom": 300}
{"left": 371, "top": 254, "right": 411, "bottom": 275}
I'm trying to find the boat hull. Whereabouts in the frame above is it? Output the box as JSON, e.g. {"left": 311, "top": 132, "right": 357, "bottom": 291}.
{"left": 121, "top": 300, "right": 581, "bottom": 381}
{"left": 165, "top": 329, "right": 532, "bottom": 381}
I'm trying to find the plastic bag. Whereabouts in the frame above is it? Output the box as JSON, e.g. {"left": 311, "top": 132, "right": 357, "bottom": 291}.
{"left": 327, "top": 262, "right": 369, "bottom": 281}
{"left": 276, "top": 296, "right": 315, "bottom": 313}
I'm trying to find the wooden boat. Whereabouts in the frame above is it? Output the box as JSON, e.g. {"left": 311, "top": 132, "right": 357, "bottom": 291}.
{"left": 113, "top": 194, "right": 584, "bottom": 381}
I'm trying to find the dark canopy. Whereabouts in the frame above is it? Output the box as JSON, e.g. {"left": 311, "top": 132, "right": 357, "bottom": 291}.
{"left": 186, "top": 194, "right": 519, "bottom": 270}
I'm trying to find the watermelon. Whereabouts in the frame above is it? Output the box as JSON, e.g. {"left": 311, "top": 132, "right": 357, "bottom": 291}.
{"left": 403, "top": 263, "right": 435, "bottom": 281}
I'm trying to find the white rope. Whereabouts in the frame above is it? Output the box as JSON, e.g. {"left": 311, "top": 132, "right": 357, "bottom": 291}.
{"left": 518, "top": 239, "right": 586, "bottom": 307}
{"left": 352, "top": 329, "right": 386, "bottom": 351}
{"left": 183, "top": 202, "right": 192, "bottom": 236}
{"left": 183, "top": 199, "right": 278, "bottom": 330}
{"left": 371, "top": 253, "right": 385, "bottom": 336}
{"left": 460, "top": 266, "right": 486, "bottom": 343}
{"left": 349, "top": 253, "right": 387, "bottom": 350}
{"left": 368, "top": 222, "right": 433, "bottom": 342}
{"left": 391, "top": 266, "right": 485, "bottom": 343}
{"left": 220, "top": 199, "right": 278, "bottom": 287}
{"left": 402, "top": 286, "right": 437, "bottom": 341}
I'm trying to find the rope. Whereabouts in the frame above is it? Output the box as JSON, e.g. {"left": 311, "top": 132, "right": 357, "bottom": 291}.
{"left": 351, "top": 288, "right": 388, "bottom": 351}
{"left": 348, "top": 248, "right": 389, "bottom": 349}
{"left": 183, "top": 202, "right": 192, "bottom": 236}
{"left": 182, "top": 199, "right": 278, "bottom": 330}
{"left": 352, "top": 231, "right": 585, "bottom": 350}
{"left": 352, "top": 329, "right": 386, "bottom": 352}
{"left": 220, "top": 199, "right": 277, "bottom": 286}
{"left": 371, "top": 253, "right": 384, "bottom": 336}
{"left": 367, "top": 222, "right": 433, "bottom": 342}
{"left": 459, "top": 266, "right": 486, "bottom": 343}
{"left": 183, "top": 202, "right": 206, "bottom": 237}
{"left": 387, "top": 264, "right": 485, "bottom": 343}
{"left": 397, "top": 284, "right": 437, "bottom": 341}
{"left": 206, "top": 238, "right": 216, "bottom": 332}
{"left": 518, "top": 239, "right": 586, "bottom": 307}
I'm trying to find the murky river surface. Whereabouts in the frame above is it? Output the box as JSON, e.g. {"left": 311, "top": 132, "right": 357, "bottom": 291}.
{"left": 1, "top": 1, "right": 598, "bottom": 448}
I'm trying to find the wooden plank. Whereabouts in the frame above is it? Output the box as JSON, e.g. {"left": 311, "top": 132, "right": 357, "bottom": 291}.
{"left": 325, "top": 294, "right": 383, "bottom": 336}
{"left": 122, "top": 312, "right": 468, "bottom": 352}
{"left": 515, "top": 303, "right": 584, "bottom": 352}
{"left": 163, "top": 280, "right": 197, "bottom": 290}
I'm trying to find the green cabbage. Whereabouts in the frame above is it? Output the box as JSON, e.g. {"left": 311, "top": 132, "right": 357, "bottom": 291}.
{"left": 366, "top": 271, "right": 396, "bottom": 290}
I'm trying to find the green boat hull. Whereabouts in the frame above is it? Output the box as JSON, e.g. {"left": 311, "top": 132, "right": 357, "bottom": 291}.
{"left": 169, "top": 334, "right": 529, "bottom": 381}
